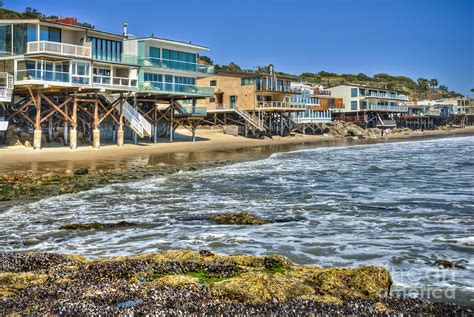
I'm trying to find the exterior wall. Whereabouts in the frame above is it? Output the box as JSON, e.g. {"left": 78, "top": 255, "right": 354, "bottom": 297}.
{"left": 327, "top": 85, "right": 354, "bottom": 111}
{"left": 197, "top": 74, "right": 256, "bottom": 111}
{"left": 60, "top": 29, "right": 85, "bottom": 46}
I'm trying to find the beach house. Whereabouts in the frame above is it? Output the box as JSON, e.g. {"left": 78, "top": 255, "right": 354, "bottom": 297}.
{"left": 327, "top": 83, "right": 408, "bottom": 112}
{"left": 291, "top": 82, "right": 343, "bottom": 124}
{"left": 197, "top": 68, "right": 306, "bottom": 136}
{"left": 327, "top": 83, "right": 409, "bottom": 128}
{"left": 0, "top": 18, "right": 214, "bottom": 149}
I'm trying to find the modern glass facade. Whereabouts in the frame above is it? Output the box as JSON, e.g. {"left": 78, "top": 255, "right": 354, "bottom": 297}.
{"left": 0, "top": 24, "right": 29, "bottom": 56}
{"left": 88, "top": 36, "right": 122, "bottom": 62}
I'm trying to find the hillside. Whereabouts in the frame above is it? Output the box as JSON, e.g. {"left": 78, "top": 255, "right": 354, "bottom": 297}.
{"left": 298, "top": 72, "right": 463, "bottom": 101}
{"left": 0, "top": 6, "right": 93, "bottom": 28}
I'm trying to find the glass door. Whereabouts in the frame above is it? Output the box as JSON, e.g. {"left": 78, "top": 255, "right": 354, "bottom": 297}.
{"left": 230, "top": 96, "right": 236, "bottom": 108}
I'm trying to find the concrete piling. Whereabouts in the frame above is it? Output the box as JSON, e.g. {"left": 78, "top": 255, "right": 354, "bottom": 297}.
{"left": 93, "top": 129, "right": 100, "bottom": 148}
{"left": 33, "top": 129, "right": 42, "bottom": 150}
{"left": 69, "top": 128, "right": 77, "bottom": 149}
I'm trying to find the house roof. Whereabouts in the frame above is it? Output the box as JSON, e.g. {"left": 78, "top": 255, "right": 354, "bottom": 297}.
{"left": 0, "top": 18, "right": 125, "bottom": 39}
{"left": 215, "top": 69, "right": 298, "bottom": 80}
{"left": 128, "top": 36, "right": 209, "bottom": 51}
{"left": 327, "top": 83, "right": 406, "bottom": 94}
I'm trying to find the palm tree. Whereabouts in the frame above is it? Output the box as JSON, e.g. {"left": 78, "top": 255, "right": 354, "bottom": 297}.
{"left": 429, "top": 79, "right": 438, "bottom": 89}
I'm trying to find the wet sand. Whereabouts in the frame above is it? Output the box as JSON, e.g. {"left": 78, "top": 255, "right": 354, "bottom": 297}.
{"left": 0, "top": 126, "right": 473, "bottom": 175}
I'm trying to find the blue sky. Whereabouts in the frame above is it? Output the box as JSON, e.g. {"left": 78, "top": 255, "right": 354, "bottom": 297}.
{"left": 5, "top": 0, "right": 474, "bottom": 95}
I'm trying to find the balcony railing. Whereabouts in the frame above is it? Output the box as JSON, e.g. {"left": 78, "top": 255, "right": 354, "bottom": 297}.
{"left": 364, "top": 91, "right": 408, "bottom": 101}
{"left": 140, "top": 81, "right": 214, "bottom": 97}
{"left": 294, "top": 110, "right": 332, "bottom": 123}
{"left": 27, "top": 41, "right": 92, "bottom": 59}
{"left": 15, "top": 69, "right": 138, "bottom": 89}
{"left": 363, "top": 104, "right": 408, "bottom": 111}
{"left": 257, "top": 101, "right": 306, "bottom": 109}
{"left": 93, "top": 75, "right": 138, "bottom": 88}
{"left": 138, "top": 57, "right": 215, "bottom": 75}
{"left": 256, "top": 83, "right": 302, "bottom": 94}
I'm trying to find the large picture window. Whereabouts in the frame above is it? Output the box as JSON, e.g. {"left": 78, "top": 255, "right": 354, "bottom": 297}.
{"left": 88, "top": 37, "right": 122, "bottom": 62}
{"left": 40, "top": 26, "right": 61, "bottom": 42}
{"left": 162, "top": 49, "right": 196, "bottom": 71}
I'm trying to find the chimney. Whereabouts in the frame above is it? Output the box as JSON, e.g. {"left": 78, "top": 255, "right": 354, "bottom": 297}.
{"left": 123, "top": 22, "right": 128, "bottom": 38}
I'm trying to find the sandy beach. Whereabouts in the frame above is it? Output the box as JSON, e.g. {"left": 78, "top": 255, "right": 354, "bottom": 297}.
{"left": 1, "top": 126, "right": 474, "bottom": 175}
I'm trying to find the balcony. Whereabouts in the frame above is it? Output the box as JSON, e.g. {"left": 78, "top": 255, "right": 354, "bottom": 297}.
{"left": 364, "top": 91, "right": 408, "bottom": 101}
{"left": 256, "top": 83, "right": 302, "bottom": 94}
{"left": 27, "top": 41, "right": 92, "bottom": 59}
{"left": 364, "top": 104, "right": 408, "bottom": 111}
{"left": 138, "top": 57, "right": 215, "bottom": 76}
{"left": 257, "top": 101, "right": 306, "bottom": 110}
{"left": 140, "top": 81, "right": 214, "bottom": 97}
{"left": 175, "top": 102, "right": 207, "bottom": 117}
{"left": 16, "top": 69, "right": 90, "bottom": 85}
{"left": 93, "top": 75, "right": 138, "bottom": 89}
{"left": 294, "top": 110, "right": 332, "bottom": 123}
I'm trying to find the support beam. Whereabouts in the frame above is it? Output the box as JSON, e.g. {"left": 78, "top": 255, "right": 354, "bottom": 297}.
{"left": 133, "top": 94, "right": 138, "bottom": 144}
{"left": 70, "top": 92, "right": 78, "bottom": 149}
{"left": 117, "top": 93, "right": 124, "bottom": 147}
{"left": 92, "top": 92, "right": 100, "bottom": 148}
{"left": 33, "top": 88, "right": 42, "bottom": 150}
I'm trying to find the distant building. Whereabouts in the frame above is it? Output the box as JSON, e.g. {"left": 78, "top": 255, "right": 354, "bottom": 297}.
{"left": 290, "top": 82, "right": 343, "bottom": 123}
{"left": 327, "top": 83, "right": 409, "bottom": 112}
{"left": 405, "top": 98, "right": 471, "bottom": 116}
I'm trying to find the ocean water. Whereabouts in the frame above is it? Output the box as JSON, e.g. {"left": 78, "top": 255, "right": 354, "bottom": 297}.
{"left": 1, "top": 136, "right": 473, "bottom": 306}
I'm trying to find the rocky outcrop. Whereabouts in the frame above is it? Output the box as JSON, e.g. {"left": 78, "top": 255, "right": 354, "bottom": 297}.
{"left": 0, "top": 250, "right": 466, "bottom": 315}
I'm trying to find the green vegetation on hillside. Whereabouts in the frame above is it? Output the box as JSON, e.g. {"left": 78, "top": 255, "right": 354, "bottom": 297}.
{"left": 0, "top": 5, "right": 93, "bottom": 28}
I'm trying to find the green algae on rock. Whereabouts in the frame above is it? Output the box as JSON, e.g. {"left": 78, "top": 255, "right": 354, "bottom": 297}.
{"left": 0, "top": 250, "right": 468, "bottom": 315}
{"left": 208, "top": 212, "right": 270, "bottom": 225}
{"left": 59, "top": 221, "right": 138, "bottom": 231}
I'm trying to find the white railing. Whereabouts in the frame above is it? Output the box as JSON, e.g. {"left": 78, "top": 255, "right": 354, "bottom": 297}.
{"left": 105, "top": 95, "right": 152, "bottom": 138}
{"left": 27, "top": 41, "right": 92, "bottom": 58}
{"left": 235, "top": 106, "right": 266, "bottom": 131}
{"left": 257, "top": 101, "right": 306, "bottom": 109}
{"left": 294, "top": 110, "right": 332, "bottom": 123}
{"left": 365, "top": 104, "right": 409, "bottom": 111}
{"left": 366, "top": 92, "right": 409, "bottom": 101}
{"left": 93, "top": 75, "right": 138, "bottom": 89}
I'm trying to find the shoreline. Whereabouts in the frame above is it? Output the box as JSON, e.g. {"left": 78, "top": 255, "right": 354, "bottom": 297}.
{"left": 1, "top": 126, "right": 473, "bottom": 175}
{"left": 1, "top": 129, "right": 473, "bottom": 313}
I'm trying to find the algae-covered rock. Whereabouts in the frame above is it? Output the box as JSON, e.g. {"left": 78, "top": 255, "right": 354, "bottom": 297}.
{"left": 434, "top": 259, "right": 466, "bottom": 269}
{"left": 60, "top": 221, "right": 138, "bottom": 231}
{"left": 213, "top": 272, "right": 314, "bottom": 304}
{"left": 300, "top": 266, "right": 392, "bottom": 299}
{"left": 1, "top": 250, "right": 454, "bottom": 316}
{"left": 0, "top": 272, "right": 48, "bottom": 298}
{"left": 208, "top": 212, "right": 270, "bottom": 225}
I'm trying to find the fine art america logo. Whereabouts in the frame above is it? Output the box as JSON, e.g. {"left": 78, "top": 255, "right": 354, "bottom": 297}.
{"left": 389, "top": 265, "right": 458, "bottom": 300}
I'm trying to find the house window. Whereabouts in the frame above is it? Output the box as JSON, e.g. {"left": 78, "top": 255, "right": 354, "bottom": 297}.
{"left": 210, "top": 80, "right": 216, "bottom": 86}
{"left": 241, "top": 77, "right": 255, "bottom": 85}
{"left": 175, "top": 76, "right": 195, "bottom": 85}
{"left": 144, "top": 73, "right": 162, "bottom": 82}
{"left": 209, "top": 97, "right": 215, "bottom": 102}
{"left": 40, "top": 26, "right": 61, "bottom": 42}
{"left": 351, "top": 88, "right": 358, "bottom": 97}
{"left": 351, "top": 101, "right": 358, "bottom": 110}
{"left": 162, "top": 49, "right": 196, "bottom": 71}
{"left": 87, "top": 37, "right": 122, "bottom": 62}
{"left": 149, "top": 47, "right": 160, "bottom": 59}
